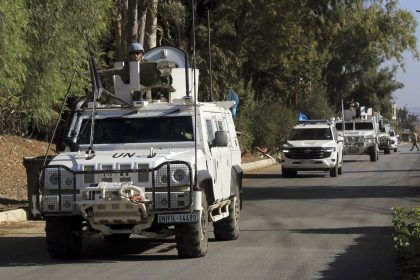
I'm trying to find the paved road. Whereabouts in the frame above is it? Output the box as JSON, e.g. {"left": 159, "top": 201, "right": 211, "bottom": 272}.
{"left": 0, "top": 144, "right": 419, "bottom": 280}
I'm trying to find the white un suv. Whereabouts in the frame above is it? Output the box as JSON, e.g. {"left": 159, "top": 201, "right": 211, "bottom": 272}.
{"left": 280, "top": 120, "right": 344, "bottom": 178}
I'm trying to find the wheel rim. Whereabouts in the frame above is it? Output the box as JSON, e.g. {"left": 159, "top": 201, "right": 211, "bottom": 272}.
{"left": 200, "top": 208, "right": 207, "bottom": 240}
{"left": 233, "top": 196, "right": 240, "bottom": 226}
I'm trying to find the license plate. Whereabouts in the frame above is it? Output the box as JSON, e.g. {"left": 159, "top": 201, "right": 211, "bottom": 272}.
{"left": 157, "top": 213, "right": 198, "bottom": 224}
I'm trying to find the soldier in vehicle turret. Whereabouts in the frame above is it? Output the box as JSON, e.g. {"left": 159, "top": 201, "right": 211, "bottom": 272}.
{"left": 120, "top": 42, "right": 144, "bottom": 84}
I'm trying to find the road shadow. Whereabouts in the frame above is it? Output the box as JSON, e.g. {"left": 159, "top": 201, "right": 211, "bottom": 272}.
{"left": 243, "top": 185, "right": 420, "bottom": 201}
{"left": 0, "top": 236, "right": 182, "bottom": 266}
{"left": 244, "top": 173, "right": 328, "bottom": 179}
{"left": 290, "top": 226, "right": 407, "bottom": 280}
{"left": 243, "top": 173, "right": 284, "bottom": 179}
{"left": 0, "top": 198, "right": 28, "bottom": 210}
{"left": 0, "top": 230, "right": 223, "bottom": 266}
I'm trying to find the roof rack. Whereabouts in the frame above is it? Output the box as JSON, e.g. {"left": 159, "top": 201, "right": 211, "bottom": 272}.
{"left": 298, "top": 119, "right": 332, "bottom": 125}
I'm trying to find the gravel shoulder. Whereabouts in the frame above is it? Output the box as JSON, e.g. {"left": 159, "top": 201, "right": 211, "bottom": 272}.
{"left": 0, "top": 136, "right": 54, "bottom": 212}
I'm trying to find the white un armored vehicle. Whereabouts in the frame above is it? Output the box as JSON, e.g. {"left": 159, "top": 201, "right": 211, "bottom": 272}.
{"left": 32, "top": 46, "right": 242, "bottom": 258}
{"left": 336, "top": 105, "right": 380, "bottom": 162}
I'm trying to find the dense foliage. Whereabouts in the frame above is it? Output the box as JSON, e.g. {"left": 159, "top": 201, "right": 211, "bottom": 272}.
{"left": 392, "top": 207, "right": 420, "bottom": 278}
{"left": 0, "top": 0, "right": 418, "bottom": 151}
{"left": 397, "top": 106, "right": 419, "bottom": 131}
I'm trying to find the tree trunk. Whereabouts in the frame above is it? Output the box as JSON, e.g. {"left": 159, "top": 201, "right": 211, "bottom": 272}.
{"left": 234, "top": 2, "right": 251, "bottom": 56}
{"left": 126, "top": 0, "right": 138, "bottom": 47}
{"left": 115, "top": 0, "right": 128, "bottom": 61}
{"left": 137, "top": 0, "right": 149, "bottom": 45}
{"left": 144, "top": 0, "right": 158, "bottom": 51}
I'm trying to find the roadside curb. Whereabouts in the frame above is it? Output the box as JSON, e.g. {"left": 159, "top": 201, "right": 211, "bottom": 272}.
{"left": 0, "top": 159, "right": 278, "bottom": 223}
{"left": 242, "top": 158, "right": 278, "bottom": 172}
{"left": 0, "top": 208, "right": 28, "bottom": 224}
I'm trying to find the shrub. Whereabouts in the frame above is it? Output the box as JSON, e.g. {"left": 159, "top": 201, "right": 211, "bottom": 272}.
{"left": 392, "top": 207, "right": 420, "bottom": 278}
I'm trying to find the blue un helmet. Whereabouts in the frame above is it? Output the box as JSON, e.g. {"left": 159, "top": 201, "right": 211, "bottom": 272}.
{"left": 128, "top": 42, "right": 144, "bottom": 54}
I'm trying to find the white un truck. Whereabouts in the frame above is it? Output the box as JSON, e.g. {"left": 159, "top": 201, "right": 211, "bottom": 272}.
{"left": 30, "top": 46, "right": 242, "bottom": 258}
{"left": 336, "top": 105, "right": 380, "bottom": 162}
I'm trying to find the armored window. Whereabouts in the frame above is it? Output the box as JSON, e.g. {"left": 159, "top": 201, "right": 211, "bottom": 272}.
{"left": 205, "top": 119, "right": 215, "bottom": 146}
{"left": 77, "top": 116, "right": 194, "bottom": 144}
{"left": 217, "top": 120, "right": 225, "bottom": 131}
{"left": 354, "top": 122, "right": 374, "bottom": 130}
{"left": 336, "top": 122, "right": 353, "bottom": 130}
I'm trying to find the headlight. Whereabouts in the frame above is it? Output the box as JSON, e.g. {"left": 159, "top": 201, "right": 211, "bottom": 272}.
{"left": 173, "top": 168, "right": 187, "bottom": 183}
{"left": 49, "top": 173, "right": 59, "bottom": 186}
{"left": 324, "top": 147, "right": 336, "bottom": 152}
{"left": 43, "top": 167, "right": 74, "bottom": 190}
{"left": 155, "top": 164, "right": 191, "bottom": 187}
{"left": 364, "top": 136, "right": 374, "bottom": 143}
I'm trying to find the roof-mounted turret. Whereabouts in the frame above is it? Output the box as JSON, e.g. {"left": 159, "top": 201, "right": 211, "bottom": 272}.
{"left": 113, "top": 46, "right": 198, "bottom": 105}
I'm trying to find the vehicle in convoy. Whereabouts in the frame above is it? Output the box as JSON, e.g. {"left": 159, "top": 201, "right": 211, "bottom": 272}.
{"left": 29, "top": 46, "right": 242, "bottom": 259}
{"left": 377, "top": 124, "right": 394, "bottom": 154}
{"left": 280, "top": 120, "right": 344, "bottom": 178}
{"left": 389, "top": 130, "right": 399, "bottom": 152}
{"left": 335, "top": 105, "right": 380, "bottom": 162}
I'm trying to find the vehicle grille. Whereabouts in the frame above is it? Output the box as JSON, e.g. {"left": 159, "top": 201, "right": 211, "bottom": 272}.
{"left": 345, "top": 136, "right": 363, "bottom": 144}
{"left": 38, "top": 161, "right": 193, "bottom": 214}
{"left": 285, "top": 147, "right": 331, "bottom": 159}
{"left": 379, "top": 137, "right": 389, "bottom": 144}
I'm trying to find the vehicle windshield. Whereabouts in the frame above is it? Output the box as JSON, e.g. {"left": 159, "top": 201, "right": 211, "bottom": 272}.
{"left": 289, "top": 128, "right": 332, "bottom": 140}
{"left": 335, "top": 122, "right": 353, "bottom": 130}
{"left": 354, "top": 122, "right": 374, "bottom": 130}
{"left": 77, "top": 116, "right": 194, "bottom": 144}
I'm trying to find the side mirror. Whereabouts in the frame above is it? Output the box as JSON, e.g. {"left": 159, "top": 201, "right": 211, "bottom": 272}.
{"left": 64, "top": 138, "right": 80, "bottom": 152}
{"left": 337, "top": 136, "right": 344, "bottom": 143}
{"left": 214, "top": 131, "right": 228, "bottom": 147}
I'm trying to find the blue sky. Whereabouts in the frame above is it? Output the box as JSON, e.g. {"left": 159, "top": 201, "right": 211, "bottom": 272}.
{"left": 393, "top": 0, "right": 420, "bottom": 113}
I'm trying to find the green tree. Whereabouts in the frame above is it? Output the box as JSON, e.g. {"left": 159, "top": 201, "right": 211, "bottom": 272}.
{"left": 0, "top": 0, "right": 29, "bottom": 134}
{"left": 321, "top": 1, "right": 418, "bottom": 111}
{"left": 22, "top": 0, "right": 114, "bottom": 135}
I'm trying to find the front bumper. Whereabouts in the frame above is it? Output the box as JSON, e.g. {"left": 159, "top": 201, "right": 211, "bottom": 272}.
{"left": 343, "top": 143, "right": 374, "bottom": 155}
{"left": 280, "top": 150, "right": 338, "bottom": 171}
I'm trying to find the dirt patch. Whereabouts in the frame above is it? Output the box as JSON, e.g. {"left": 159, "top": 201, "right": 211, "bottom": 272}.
{"left": 0, "top": 136, "right": 54, "bottom": 212}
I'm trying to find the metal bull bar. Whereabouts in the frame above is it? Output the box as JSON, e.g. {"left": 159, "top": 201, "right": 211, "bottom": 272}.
{"left": 37, "top": 161, "right": 194, "bottom": 216}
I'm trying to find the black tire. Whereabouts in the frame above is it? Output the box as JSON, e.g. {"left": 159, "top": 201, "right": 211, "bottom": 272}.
{"left": 175, "top": 191, "right": 208, "bottom": 258}
{"left": 282, "top": 167, "right": 290, "bottom": 178}
{"left": 213, "top": 182, "right": 240, "bottom": 241}
{"left": 104, "top": 234, "right": 130, "bottom": 242}
{"left": 370, "top": 148, "right": 378, "bottom": 162}
{"left": 45, "top": 216, "right": 82, "bottom": 259}
{"left": 338, "top": 165, "right": 343, "bottom": 175}
{"left": 384, "top": 148, "right": 390, "bottom": 154}
{"left": 330, "top": 163, "right": 338, "bottom": 177}
{"left": 394, "top": 148, "right": 398, "bottom": 152}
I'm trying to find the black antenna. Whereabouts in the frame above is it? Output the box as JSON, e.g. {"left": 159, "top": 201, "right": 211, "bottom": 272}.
{"left": 84, "top": 31, "right": 103, "bottom": 158}
{"left": 207, "top": 9, "right": 214, "bottom": 101}
{"left": 192, "top": 0, "right": 198, "bottom": 190}
{"left": 42, "top": 70, "right": 77, "bottom": 167}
